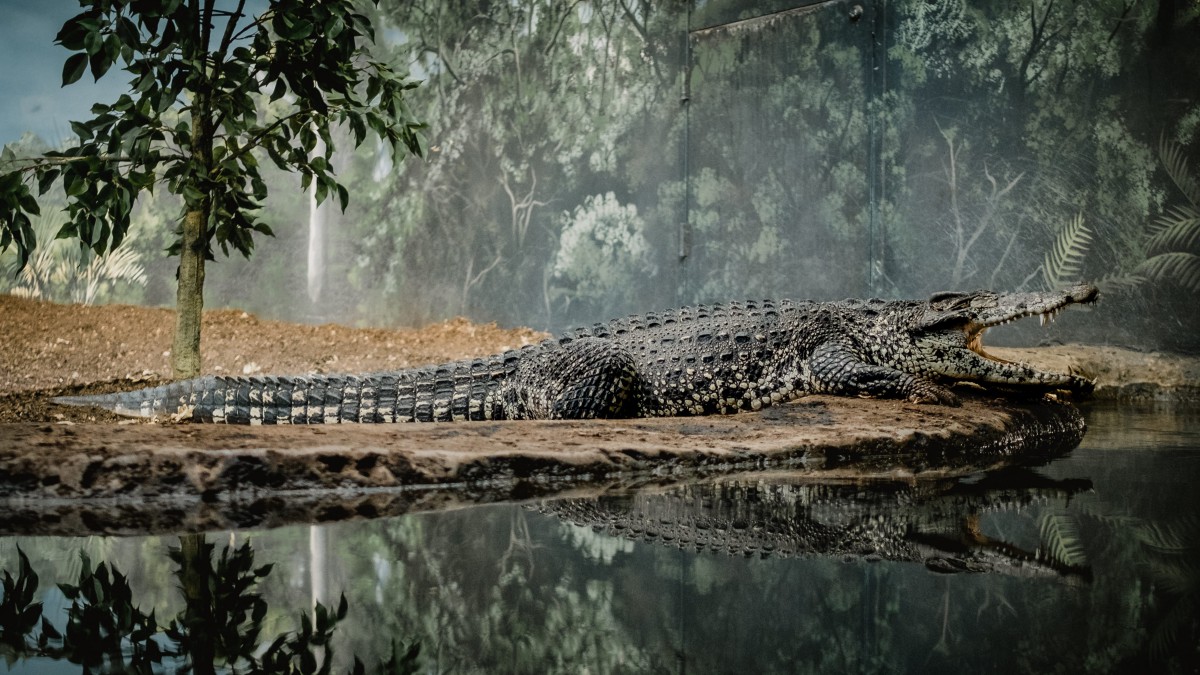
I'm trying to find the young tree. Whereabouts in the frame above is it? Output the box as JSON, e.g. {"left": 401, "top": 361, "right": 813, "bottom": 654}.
{"left": 0, "top": 0, "right": 424, "bottom": 378}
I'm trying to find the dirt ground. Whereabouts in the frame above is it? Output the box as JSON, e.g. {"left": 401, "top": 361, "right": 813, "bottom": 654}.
{"left": 0, "top": 294, "right": 547, "bottom": 423}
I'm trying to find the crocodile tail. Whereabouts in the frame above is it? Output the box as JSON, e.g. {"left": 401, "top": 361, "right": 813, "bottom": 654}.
{"left": 53, "top": 377, "right": 226, "bottom": 419}
{"left": 52, "top": 360, "right": 514, "bottom": 424}
{"left": 52, "top": 374, "right": 388, "bottom": 423}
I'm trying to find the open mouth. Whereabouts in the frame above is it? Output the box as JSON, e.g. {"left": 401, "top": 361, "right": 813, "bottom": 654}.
{"left": 915, "top": 284, "right": 1100, "bottom": 394}
{"left": 966, "top": 329, "right": 1007, "bottom": 362}
{"left": 964, "top": 284, "right": 1099, "bottom": 362}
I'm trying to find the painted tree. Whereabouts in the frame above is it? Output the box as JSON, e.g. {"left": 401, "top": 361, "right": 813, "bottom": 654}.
{"left": 0, "top": 0, "right": 423, "bottom": 377}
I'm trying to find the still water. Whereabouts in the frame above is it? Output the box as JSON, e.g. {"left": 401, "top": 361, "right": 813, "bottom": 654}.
{"left": 1, "top": 404, "right": 1198, "bottom": 674}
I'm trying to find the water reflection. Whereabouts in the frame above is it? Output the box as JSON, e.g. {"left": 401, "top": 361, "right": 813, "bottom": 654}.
{"left": 0, "top": 535, "right": 419, "bottom": 674}
{"left": 538, "top": 469, "right": 1093, "bottom": 578}
{"left": 2, "top": 405, "right": 1198, "bottom": 673}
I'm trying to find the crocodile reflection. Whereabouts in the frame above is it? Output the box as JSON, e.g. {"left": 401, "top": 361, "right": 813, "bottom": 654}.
{"left": 539, "top": 468, "right": 1092, "bottom": 578}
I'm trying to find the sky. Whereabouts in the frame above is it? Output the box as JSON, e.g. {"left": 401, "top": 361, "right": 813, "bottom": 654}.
{"left": 0, "top": 1, "right": 131, "bottom": 148}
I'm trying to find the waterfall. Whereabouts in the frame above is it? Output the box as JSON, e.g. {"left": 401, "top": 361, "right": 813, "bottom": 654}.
{"left": 307, "top": 135, "right": 328, "bottom": 306}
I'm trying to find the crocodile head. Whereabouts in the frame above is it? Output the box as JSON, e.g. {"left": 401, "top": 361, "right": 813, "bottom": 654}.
{"left": 901, "top": 284, "right": 1099, "bottom": 393}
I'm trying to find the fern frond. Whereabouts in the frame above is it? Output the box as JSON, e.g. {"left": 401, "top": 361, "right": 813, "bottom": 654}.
{"left": 1037, "top": 512, "right": 1087, "bottom": 568}
{"left": 1135, "top": 252, "right": 1200, "bottom": 293}
{"left": 1096, "top": 273, "right": 1147, "bottom": 295}
{"left": 1135, "top": 516, "right": 1199, "bottom": 553}
{"left": 1147, "top": 204, "right": 1200, "bottom": 253}
{"left": 1148, "top": 559, "right": 1200, "bottom": 596}
{"left": 1159, "top": 135, "right": 1200, "bottom": 208}
{"left": 1149, "top": 595, "right": 1196, "bottom": 663}
{"left": 1042, "top": 213, "right": 1093, "bottom": 290}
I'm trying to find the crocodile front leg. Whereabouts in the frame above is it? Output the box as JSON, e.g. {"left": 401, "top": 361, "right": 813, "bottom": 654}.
{"left": 808, "top": 342, "right": 960, "bottom": 406}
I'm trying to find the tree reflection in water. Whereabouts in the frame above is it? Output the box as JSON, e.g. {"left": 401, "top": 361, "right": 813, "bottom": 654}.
{"left": 0, "top": 534, "right": 419, "bottom": 674}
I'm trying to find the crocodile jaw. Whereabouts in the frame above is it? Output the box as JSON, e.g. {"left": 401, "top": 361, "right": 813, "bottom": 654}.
{"left": 920, "top": 284, "right": 1098, "bottom": 391}
{"left": 968, "top": 284, "right": 1099, "bottom": 331}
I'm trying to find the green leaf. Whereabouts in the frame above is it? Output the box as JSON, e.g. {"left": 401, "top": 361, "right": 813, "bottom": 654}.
{"left": 336, "top": 183, "right": 348, "bottom": 212}
{"left": 1147, "top": 204, "right": 1200, "bottom": 253}
{"left": 36, "top": 168, "right": 59, "bottom": 196}
{"left": 1136, "top": 252, "right": 1200, "bottom": 293}
{"left": 15, "top": 189, "right": 40, "bottom": 217}
{"left": 182, "top": 184, "right": 204, "bottom": 204}
{"left": 1042, "top": 213, "right": 1093, "bottom": 291}
{"left": 62, "top": 52, "right": 89, "bottom": 86}
{"left": 70, "top": 120, "right": 94, "bottom": 142}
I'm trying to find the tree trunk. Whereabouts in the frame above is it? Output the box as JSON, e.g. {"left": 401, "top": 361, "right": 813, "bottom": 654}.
{"left": 172, "top": 86, "right": 212, "bottom": 380}
{"left": 177, "top": 533, "right": 216, "bottom": 675}
{"left": 171, "top": 206, "right": 207, "bottom": 379}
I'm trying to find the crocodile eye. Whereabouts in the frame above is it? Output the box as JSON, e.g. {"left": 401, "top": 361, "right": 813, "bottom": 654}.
{"left": 928, "top": 291, "right": 968, "bottom": 304}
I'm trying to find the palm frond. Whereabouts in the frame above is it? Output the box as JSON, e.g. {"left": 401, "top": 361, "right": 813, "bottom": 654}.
{"left": 1037, "top": 512, "right": 1087, "bottom": 568}
{"left": 1146, "top": 204, "right": 1200, "bottom": 253}
{"left": 1135, "top": 252, "right": 1200, "bottom": 293}
{"left": 75, "top": 245, "right": 147, "bottom": 305}
{"left": 1, "top": 210, "right": 146, "bottom": 305}
{"left": 1159, "top": 135, "right": 1200, "bottom": 208}
{"left": 1042, "top": 212, "right": 1093, "bottom": 290}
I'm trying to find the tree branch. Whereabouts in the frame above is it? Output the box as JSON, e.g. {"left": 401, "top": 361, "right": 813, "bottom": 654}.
{"left": 228, "top": 109, "right": 313, "bottom": 163}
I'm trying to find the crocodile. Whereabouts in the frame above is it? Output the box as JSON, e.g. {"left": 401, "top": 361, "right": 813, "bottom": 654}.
{"left": 538, "top": 469, "right": 1094, "bottom": 577}
{"left": 53, "top": 284, "right": 1098, "bottom": 423}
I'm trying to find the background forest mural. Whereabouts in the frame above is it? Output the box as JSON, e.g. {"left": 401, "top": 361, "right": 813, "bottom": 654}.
{"left": 3, "top": 0, "right": 1197, "bottom": 350}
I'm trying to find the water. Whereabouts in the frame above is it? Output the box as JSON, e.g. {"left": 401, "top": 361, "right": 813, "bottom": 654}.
{"left": 1, "top": 404, "right": 1197, "bottom": 674}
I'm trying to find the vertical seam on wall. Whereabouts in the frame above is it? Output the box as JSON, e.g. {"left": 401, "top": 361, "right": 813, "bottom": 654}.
{"left": 867, "top": 0, "right": 889, "bottom": 295}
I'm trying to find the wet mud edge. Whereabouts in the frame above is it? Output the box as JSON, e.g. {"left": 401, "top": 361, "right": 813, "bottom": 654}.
{"left": 0, "top": 395, "right": 1086, "bottom": 535}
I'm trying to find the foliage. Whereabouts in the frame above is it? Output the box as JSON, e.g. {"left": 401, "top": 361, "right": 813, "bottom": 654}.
{"left": 59, "top": 550, "right": 167, "bottom": 670}
{"left": 0, "top": 538, "right": 422, "bottom": 674}
{"left": 1133, "top": 137, "right": 1200, "bottom": 293}
{"left": 165, "top": 537, "right": 274, "bottom": 666}
{"left": 552, "top": 192, "right": 653, "bottom": 315}
{"left": 1036, "top": 511, "right": 1088, "bottom": 570}
{"left": 1041, "top": 136, "right": 1200, "bottom": 296}
{"left": 0, "top": 0, "right": 424, "bottom": 376}
{"left": 3, "top": 0, "right": 1195, "bottom": 351}
{"left": 0, "top": 212, "right": 146, "bottom": 305}
{"left": 0, "top": 547, "right": 50, "bottom": 659}
{"left": 339, "top": 0, "right": 679, "bottom": 327}
{"left": 0, "top": 0, "right": 422, "bottom": 265}
{"left": 885, "top": 0, "right": 1196, "bottom": 306}
{"left": 320, "top": 0, "right": 1195, "bottom": 338}
{"left": 1135, "top": 515, "right": 1200, "bottom": 664}
{"left": 1041, "top": 212, "right": 1093, "bottom": 291}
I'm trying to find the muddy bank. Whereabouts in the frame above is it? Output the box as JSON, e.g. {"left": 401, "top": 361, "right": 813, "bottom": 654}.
{"left": 0, "top": 395, "right": 1085, "bottom": 535}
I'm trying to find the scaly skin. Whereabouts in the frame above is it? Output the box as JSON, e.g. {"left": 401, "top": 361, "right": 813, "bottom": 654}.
{"left": 54, "top": 285, "right": 1099, "bottom": 423}
{"left": 538, "top": 469, "right": 1094, "bottom": 577}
